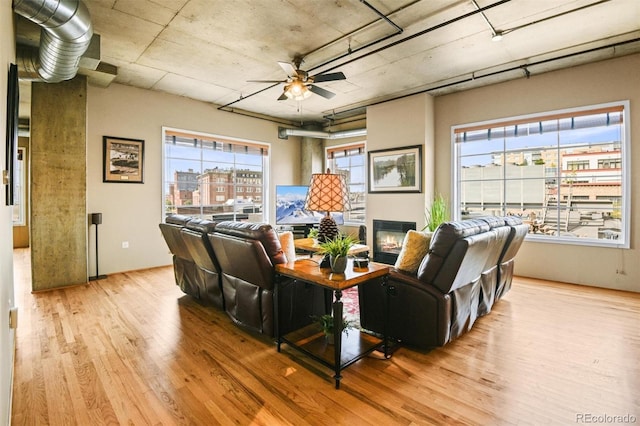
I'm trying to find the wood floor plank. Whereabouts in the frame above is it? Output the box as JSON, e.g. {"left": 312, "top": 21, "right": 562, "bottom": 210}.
{"left": 11, "top": 249, "right": 640, "bottom": 425}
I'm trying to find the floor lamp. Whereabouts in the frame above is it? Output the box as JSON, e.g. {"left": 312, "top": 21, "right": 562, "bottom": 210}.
{"left": 89, "top": 213, "right": 107, "bottom": 281}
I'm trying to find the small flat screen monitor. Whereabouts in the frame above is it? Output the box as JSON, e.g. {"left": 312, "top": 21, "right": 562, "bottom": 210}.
{"left": 275, "top": 185, "right": 344, "bottom": 225}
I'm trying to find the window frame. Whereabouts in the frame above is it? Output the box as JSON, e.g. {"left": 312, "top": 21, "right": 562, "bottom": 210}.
{"left": 12, "top": 146, "right": 26, "bottom": 226}
{"left": 451, "top": 100, "right": 630, "bottom": 249}
{"left": 161, "top": 126, "right": 270, "bottom": 222}
{"left": 325, "top": 141, "right": 366, "bottom": 225}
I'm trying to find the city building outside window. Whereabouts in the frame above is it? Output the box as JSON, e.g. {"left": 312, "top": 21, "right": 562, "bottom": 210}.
{"left": 163, "top": 127, "right": 269, "bottom": 221}
{"left": 453, "top": 101, "right": 629, "bottom": 247}
{"left": 326, "top": 142, "right": 366, "bottom": 224}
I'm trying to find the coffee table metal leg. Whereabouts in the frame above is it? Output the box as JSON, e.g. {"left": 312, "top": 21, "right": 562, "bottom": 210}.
{"left": 333, "top": 289, "right": 343, "bottom": 389}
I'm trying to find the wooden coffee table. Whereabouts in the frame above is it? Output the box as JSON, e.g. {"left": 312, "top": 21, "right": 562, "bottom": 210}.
{"left": 274, "top": 257, "right": 390, "bottom": 389}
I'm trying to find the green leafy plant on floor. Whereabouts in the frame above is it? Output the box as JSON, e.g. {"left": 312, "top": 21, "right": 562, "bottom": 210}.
{"left": 314, "top": 314, "right": 355, "bottom": 337}
{"left": 423, "top": 193, "right": 449, "bottom": 232}
{"left": 307, "top": 228, "right": 319, "bottom": 239}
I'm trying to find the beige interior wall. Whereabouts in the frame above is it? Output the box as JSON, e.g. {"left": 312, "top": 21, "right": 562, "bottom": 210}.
{"left": 0, "top": 2, "right": 16, "bottom": 422}
{"left": 434, "top": 53, "right": 640, "bottom": 292}
{"left": 86, "top": 83, "right": 299, "bottom": 275}
{"left": 365, "top": 93, "right": 435, "bottom": 248}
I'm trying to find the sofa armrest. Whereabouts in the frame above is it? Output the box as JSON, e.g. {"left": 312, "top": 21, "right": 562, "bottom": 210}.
{"left": 359, "top": 269, "right": 452, "bottom": 348}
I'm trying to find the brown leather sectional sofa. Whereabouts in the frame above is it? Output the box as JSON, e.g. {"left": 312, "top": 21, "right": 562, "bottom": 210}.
{"left": 358, "top": 216, "right": 528, "bottom": 349}
{"left": 160, "top": 215, "right": 328, "bottom": 338}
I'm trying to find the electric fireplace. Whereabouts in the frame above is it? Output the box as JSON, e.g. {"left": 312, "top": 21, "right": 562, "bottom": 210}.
{"left": 372, "top": 220, "right": 416, "bottom": 264}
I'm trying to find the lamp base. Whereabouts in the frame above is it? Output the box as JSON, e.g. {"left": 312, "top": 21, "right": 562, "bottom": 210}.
{"left": 318, "top": 215, "right": 339, "bottom": 242}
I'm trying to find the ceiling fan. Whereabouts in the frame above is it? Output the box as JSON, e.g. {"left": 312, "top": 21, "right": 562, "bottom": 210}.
{"left": 249, "top": 59, "right": 346, "bottom": 101}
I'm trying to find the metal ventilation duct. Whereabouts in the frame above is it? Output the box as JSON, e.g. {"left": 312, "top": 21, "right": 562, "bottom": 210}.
{"left": 278, "top": 127, "right": 367, "bottom": 140}
{"left": 13, "top": 0, "right": 93, "bottom": 83}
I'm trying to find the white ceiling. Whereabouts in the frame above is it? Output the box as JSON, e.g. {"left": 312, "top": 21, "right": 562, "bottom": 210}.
{"left": 15, "top": 0, "right": 640, "bottom": 126}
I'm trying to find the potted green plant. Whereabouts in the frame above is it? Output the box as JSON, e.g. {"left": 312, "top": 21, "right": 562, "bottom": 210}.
{"left": 423, "top": 193, "right": 449, "bottom": 232}
{"left": 317, "top": 233, "right": 358, "bottom": 273}
{"left": 314, "top": 314, "right": 354, "bottom": 344}
{"left": 307, "top": 228, "right": 319, "bottom": 243}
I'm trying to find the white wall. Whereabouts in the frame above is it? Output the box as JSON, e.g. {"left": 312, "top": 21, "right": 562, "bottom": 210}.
{"left": 87, "top": 84, "right": 299, "bottom": 275}
{"left": 0, "top": 3, "right": 16, "bottom": 423}
{"left": 364, "top": 93, "right": 435, "bottom": 247}
{"left": 434, "top": 53, "right": 640, "bottom": 292}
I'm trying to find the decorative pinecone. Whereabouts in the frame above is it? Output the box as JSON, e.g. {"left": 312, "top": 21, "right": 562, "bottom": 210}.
{"left": 318, "top": 216, "right": 339, "bottom": 242}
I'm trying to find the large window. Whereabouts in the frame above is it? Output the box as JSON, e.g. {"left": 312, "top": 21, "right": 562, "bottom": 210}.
{"left": 453, "top": 101, "right": 629, "bottom": 247}
{"left": 163, "top": 128, "right": 269, "bottom": 221}
{"left": 326, "top": 142, "right": 366, "bottom": 224}
{"left": 12, "top": 147, "right": 26, "bottom": 226}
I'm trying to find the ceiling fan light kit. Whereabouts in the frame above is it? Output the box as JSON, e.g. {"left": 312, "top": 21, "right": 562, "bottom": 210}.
{"left": 284, "top": 80, "right": 312, "bottom": 101}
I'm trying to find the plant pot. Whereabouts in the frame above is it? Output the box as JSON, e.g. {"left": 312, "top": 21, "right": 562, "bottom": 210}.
{"left": 325, "top": 332, "right": 334, "bottom": 345}
{"left": 330, "top": 254, "right": 347, "bottom": 273}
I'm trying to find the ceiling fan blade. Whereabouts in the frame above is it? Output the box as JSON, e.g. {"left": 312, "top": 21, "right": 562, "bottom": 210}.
{"left": 312, "top": 72, "right": 346, "bottom": 83}
{"left": 277, "top": 92, "right": 288, "bottom": 101}
{"left": 278, "top": 61, "right": 298, "bottom": 78}
{"left": 308, "top": 84, "right": 336, "bottom": 99}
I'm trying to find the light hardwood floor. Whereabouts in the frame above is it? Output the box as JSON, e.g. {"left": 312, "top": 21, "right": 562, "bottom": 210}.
{"left": 11, "top": 248, "right": 640, "bottom": 425}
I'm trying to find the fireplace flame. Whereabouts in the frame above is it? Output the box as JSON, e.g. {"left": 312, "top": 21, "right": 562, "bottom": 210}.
{"left": 381, "top": 235, "right": 401, "bottom": 250}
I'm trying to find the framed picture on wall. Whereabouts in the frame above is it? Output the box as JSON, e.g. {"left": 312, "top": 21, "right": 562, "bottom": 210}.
{"left": 368, "top": 145, "right": 422, "bottom": 193}
{"left": 103, "top": 136, "right": 145, "bottom": 183}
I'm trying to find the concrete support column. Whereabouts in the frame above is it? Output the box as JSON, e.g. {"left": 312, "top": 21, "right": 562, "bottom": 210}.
{"left": 30, "top": 77, "right": 88, "bottom": 290}
{"left": 300, "top": 136, "right": 323, "bottom": 184}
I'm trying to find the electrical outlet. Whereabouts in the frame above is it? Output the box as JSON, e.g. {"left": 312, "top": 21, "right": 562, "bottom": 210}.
{"left": 9, "top": 307, "right": 18, "bottom": 329}
{"left": 122, "top": 241, "right": 129, "bottom": 249}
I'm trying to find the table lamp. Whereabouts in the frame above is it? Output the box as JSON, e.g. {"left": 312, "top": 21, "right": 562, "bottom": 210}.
{"left": 304, "top": 169, "right": 350, "bottom": 243}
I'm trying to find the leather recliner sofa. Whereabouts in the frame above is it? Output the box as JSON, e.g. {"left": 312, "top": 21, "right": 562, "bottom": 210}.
{"left": 180, "top": 218, "right": 224, "bottom": 309}
{"left": 358, "top": 216, "right": 528, "bottom": 349}
{"left": 159, "top": 214, "right": 201, "bottom": 299}
{"left": 160, "top": 216, "right": 328, "bottom": 338}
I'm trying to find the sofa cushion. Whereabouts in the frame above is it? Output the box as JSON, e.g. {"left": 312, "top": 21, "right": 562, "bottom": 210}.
{"left": 166, "top": 214, "right": 192, "bottom": 226}
{"left": 278, "top": 231, "right": 296, "bottom": 262}
{"left": 213, "top": 221, "right": 287, "bottom": 265}
{"left": 394, "top": 230, "right": 432, "bottom": 274}
{"left": 185, "top": 218, "right": 217, "bottom": 234}
{"left": 478, "top": 215, "right": 506, "bottom": 229}
{"left": 503, "top": 215, "right": 524, "bottom": 226}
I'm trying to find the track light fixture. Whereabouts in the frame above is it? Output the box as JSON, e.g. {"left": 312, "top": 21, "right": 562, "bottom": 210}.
{"left": 472, "top": 0, "right": 504, "bottom": 42}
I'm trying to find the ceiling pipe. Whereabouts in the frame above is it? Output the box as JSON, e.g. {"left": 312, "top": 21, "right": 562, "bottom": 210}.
{"left": 13, "top": 0, "right": 93, "bottom": 82}
{"left": 278, "top": 127, "right": 366, "bottom": 140}
{"left": 471, "top": 0, "right": 503, "bottom": 41}
{"left": 358, "top": 0, "right": 403, "bottom": 34}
